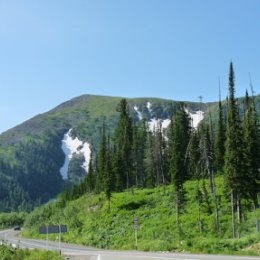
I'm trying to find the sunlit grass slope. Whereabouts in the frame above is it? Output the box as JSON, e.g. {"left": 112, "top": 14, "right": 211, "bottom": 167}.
{"left": 23, "top": 176, "right": 260, "bottom": 255}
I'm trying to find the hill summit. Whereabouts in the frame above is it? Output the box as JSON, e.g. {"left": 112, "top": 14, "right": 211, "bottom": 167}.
{"left": 0, "top": 93, "right": 259, "bottom": 211}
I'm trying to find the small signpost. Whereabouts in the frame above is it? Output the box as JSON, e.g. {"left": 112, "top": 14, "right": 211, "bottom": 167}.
{"left": 256, "top": 219, "right": 260, "bottom": 233}
{"left": 39, "top": 225, "right": 67, "bottom": 254}
{"left": 133, "top": 218, "right": 138, "bottom": 250}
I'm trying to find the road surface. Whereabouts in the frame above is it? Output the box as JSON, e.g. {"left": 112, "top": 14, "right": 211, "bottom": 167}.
{"left": 0, "top": 229, "right": 259, "bottom": 260}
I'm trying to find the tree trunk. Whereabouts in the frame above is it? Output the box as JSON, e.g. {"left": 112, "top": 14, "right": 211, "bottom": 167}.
{"left": 231, "top": 190, "right": 236, "bottom": 238}
{"left": 126, "top": 170, "right": 129, "bottom": 191}
{"left": 176, "top": 190, "right": 179, "bottom": 225}
{"left": 207, "top": 157, "right": 219, "bottom": 231}
{"left": 198, "top": 191, "right": 202, "bottom": 233}
{"left": 160, "top": 164, "right": 166, "bottom": 194}
{"left": 108, "top": 198, "right": 111, "bottom": 212}
{"left": 211, "top": 173, "right": 219, "bottom": 232}
{"left": 135, "top": 165, "right": 138, "bottom": 187}
{"left": 156, "top": 164, "right": 160, "bottom": 186}
{"left": 237, "top": 195, "right": 241, "bottom": 224}
{"left": 215, "top": 196, "right": 219, "bottom": 232}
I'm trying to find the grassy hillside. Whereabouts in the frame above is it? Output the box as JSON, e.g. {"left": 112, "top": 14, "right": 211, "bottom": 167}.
{"left": 23, "top": 176, "right": 260, "bottom": 255}
{"left": 0, "top": 94, "right": 208, "bottom": 147}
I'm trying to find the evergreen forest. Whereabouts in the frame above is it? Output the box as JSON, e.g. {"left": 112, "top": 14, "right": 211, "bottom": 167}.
{"left": 1, "top": 63, "right": 260, "bottom": 254}
{"left": 52, "top": 62, "right": 260, "bottom": 243}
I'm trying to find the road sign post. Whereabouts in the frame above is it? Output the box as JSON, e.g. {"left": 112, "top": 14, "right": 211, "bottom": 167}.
{"left": 256, "top": 219, "right": 260, "bottom": 233}
{"left": 46, "top": 225, "right": 49, "bottom": 251}
{"left": 39, "top": 224, "right": 67, "bottom": 254}
{"left": 133, "top": 218, "right": 138, "bottom": 250}
{"left": 59, "top": 225, "right": 61, "bottom": 255}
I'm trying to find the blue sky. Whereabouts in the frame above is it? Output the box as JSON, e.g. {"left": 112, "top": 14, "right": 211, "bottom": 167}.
{"left": 0, "top": 0, "right": 259, "bottom": 133}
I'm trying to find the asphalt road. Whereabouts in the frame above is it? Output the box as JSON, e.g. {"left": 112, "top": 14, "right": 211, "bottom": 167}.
{"left": 0, "top": 229, "right": 259, "bottom": 260}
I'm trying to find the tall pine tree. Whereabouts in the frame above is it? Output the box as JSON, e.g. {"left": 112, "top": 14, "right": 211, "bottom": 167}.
{"left": 242, "top": 96, "right": 260, "bottom": 208}
{"left": 145, "top": 130, "right": 156, "bottom": 187}
{"left": 224, "top": 62, "right": 244, "bottom": 237}
{"left": 214, "top": 93, "right": 225, "bottom": 173}
{"left": 96, "top": 122, "right": 107, "bottom": 193}
{"left": 104, "top": 136, "right": 113, "bottom": 211}
{"left": 113, "top": 99, "right": 133, "bottom": 191}
{"left": 85, "top": 153, "right": 96, "bottom": 193}
{"left": 169, "top": 103, "right": 191, "bottom": 224}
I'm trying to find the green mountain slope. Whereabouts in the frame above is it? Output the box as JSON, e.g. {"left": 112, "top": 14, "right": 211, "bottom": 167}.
{"left": 0, "top": 95, "right": 209, "bottom": 211}
{"left": 23, "top": 176, "right": 260, "bottom": 255}
{"left": 0, "top": 94, "right": 259, "bottom": 211}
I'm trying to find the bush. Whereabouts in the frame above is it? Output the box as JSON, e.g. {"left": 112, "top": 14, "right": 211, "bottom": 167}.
{"left": 0, "top": 245, "right": 62, "bottom": 260}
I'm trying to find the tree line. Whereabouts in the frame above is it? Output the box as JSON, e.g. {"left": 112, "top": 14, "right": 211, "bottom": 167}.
{"left": 61, "top": 62, "right": 260, "bottom": 237}
{"left": 0, "top": 129, "right": 65, "bottom": 212}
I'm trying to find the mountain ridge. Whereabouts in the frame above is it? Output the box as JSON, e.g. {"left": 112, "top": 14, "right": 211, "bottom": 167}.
{"left": 0, "top": 93, "right": 259, "bottom": 211}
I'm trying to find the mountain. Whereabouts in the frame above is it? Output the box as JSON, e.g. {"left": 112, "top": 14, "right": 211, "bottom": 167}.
{"left": 0, "top": 94, "right": 259, "bottom": 211}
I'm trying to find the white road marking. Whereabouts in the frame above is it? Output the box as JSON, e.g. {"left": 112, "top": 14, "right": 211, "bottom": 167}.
{"left": 102, "top": 254, "right": 195, "bottom": 260}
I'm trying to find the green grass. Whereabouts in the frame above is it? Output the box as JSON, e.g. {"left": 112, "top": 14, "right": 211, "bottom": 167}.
{"left": 0, "top": 245, "right": 62, "bottom": 260}
{"left": 23, "top": 176, "right": 260, "bottom": 255}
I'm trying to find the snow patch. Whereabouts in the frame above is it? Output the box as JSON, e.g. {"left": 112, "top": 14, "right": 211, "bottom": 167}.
{"left": 162, "top": 119, "right": 171, "bottom": 129}
{"left": 148, "top": 118, "right": 158, "bottom": 132}
{"left": 189, "top": 110, "right": 204, "bottom": 128}
{"left": 60, "top": 129, "right": 91, "bottom": 180}
{"left": 146, "top": 102, "right": 171, "bottom": 132}
{"left": 148, "top": 118, "right": 171, "bottom": 132}
{"left": 81, "top": 142, "right": 91, "bottom": 171}
{"left": 134, "top": 106, "right": 143, "bottom": 120}
{"left": 136, "top": 102, "right": 203, "bottom": 133}
{"left": 184, "top": 108, "right": 204, "bottom": 128}
{"left": 146, "top": 102, "right": 152, "bottom": 113}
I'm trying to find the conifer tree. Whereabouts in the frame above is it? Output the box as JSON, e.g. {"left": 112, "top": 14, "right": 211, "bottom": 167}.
{"left": 243, "top": 97, "right": 260, "bottom": 208}
{"left": 187, "top": 130, "right": 204, "bottom": 231}
{"left": 224, "top": 62, "right": 244, "bottom": 237}
{"left": 169, "top": 103, "right": 191, "bottom": 224}
{"left": 132, "top": 119, "right": 147, "bottom": 187}
{"left": 153, "top": 120, "right": 167, "bottom": 188}
{"left": 139, "top": 120, "right": 148, "bottom": 186}
{"left": 243, "top": 90, "right": 250, "bottom": 113}
{"left": 113, "top": 99, "right": 133, "bottom": 191}
{"left": 104, "top": 136, "right": 113, "bottom": 211}
{"left": 132, "top": 121, "right": 139, "bottom": 186}
{"left": 187, "top": 130, "right": 201, "bottom": 179}
{"left": 85, "top": 154, "right": 96, "bottom": 193}
{"left": 199, "top": 122, "right": 219, "bottom": 231}
{"left": 214, "top": 96, "right": 225, "bottom": 172}
{"left": 144, "top": 130, "right": 156, "bottom": 187}
{"left": 96, "top": 122, "right": 107, "bottom": 192}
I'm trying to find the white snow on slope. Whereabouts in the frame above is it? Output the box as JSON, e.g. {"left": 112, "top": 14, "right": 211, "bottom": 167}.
{"left": 146, "top": 102, "right": 152, "bottom": 113}
{"left": 148, "top": 118, "right": 171, "bottom": 132}
{"left": 134, "top": 106, "right": 143, "bottom": 120}
{"left": 60, "top": 129, "right": 91, "bottom": 180}
{"left": 148, "top": 118, "right": 157, "bottom": 131}
{"left": 134, "top": 102, "right": 203, "bottom": 133}
{"left": 189, "top": 110, "right": 204, "bottom": 128}
{"left": 162, "top": 118, "right": 171, "bottom": 129}
{"left": 146, "top": 102, "right": 171, "bottom": 132}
